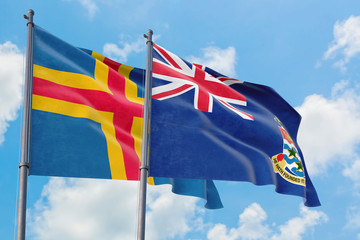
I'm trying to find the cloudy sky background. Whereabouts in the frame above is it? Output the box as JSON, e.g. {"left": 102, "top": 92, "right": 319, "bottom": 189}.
{"left": 1, "top": 0, "right": 360, "bottom": 239}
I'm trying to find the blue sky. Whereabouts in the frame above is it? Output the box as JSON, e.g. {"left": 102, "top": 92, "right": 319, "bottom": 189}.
{"left": 1, "top": 0, "right": 360, "bottom": 239}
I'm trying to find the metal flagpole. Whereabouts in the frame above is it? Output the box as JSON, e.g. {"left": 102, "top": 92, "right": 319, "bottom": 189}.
{"left": 137, "top": 29, "right": 153, "bottom": 240}
{"left": 17, "top": 9, "right": 35, "bottom": 240}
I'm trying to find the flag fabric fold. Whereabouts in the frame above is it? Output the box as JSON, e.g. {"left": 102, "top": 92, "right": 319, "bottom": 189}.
{"left": 149, "top": 44, "right": 320, "bottom": 207}
{"left": 30, "top": 26, "right": 223, "bottom": 209}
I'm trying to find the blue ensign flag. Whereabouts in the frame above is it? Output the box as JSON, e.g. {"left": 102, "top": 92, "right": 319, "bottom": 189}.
{"left": 149, "top": 44, "right": 320, "bottom": 207}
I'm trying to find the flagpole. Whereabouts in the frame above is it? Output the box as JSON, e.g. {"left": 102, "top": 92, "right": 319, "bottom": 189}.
{"left": 137, "top": 29, "right": 153, "bottom": 240}
{"left": 17, "top": 9, "right": 35, "bottom": 240}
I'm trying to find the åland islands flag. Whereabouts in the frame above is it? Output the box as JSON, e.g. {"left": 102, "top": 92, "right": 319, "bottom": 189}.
{"left": 149, "top": 44, "right": 320, "bottom": 207}
{"left": 30, "top": 26, "right": 223, "bottom": 209}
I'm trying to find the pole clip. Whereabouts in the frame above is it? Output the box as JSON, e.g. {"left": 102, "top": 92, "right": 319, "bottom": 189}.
{"left": 139, "top": 165, "right": 149, "bottom": 171}
{"left": 18, "top": 162, "right": 30, "bottom": 169}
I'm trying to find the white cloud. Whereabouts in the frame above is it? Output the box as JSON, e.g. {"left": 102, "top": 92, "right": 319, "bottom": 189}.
{"left": 62, "top": 0, "right": 98, "bottom": 19}
{"left": 104, "top": 42, "right": 236, "bottom": 75}
{"left": 208, "top": 203, "right": 271, "bottom": 240}
{"left": 30, "top": 189, "right": 327, "bottom": 240}
{"left": 236, "top": 203, "right": 271, "bottom": 240}
{"left": 207, "top": 203, "right": 327, "bottom": 240}
{"left": 188, "top": 46, "right": 237, "bottom": 77}
{"left": 270, "top": 206, "right": 328, "bottom": 240}
{"left": 208, "top": 224, "right": 239, "bottom": 240}
{"left": 28, "top": 178, "right": 201, "bottom": 240}
{"left": 343, "top": 158, "right": 360, "bottom": 185}
{"left": 79, "top": 0, "right": 98, "bottom": 19}
{"left": 28, "top": 179, "right": 139, "bottom": 240}
{"left": 103, "top": 37, "right": 146, "bottom": 63}
{"left": 323, "top": 15, "right": 360, "bottom": 71}
{"left": 345, "top": 205, "right": 360, "bottom": 230}
{"left": 146, "top": 184, "right": 202, "bottom": 239}
{"left": 0, "top": 41, "right": 23, "bottom": 145}
{"left": 296, "top": 80, "right": 360, "bottom": 177}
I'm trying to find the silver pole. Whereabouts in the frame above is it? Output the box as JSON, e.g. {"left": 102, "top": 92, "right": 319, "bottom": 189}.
{"left": 137, "top": 29, "right": 153, "bottom": 240}
{"left": 17, "top": 9, "right": 34, "bottom": 240}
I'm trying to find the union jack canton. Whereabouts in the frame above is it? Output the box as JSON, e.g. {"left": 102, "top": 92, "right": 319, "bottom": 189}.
{"left": 152, "top": 44, "right": 253, "bottom": 120}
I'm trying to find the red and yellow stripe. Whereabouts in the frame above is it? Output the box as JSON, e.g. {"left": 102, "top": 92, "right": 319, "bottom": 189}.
{"left": 32, "top": 51, "right": 150, "bottom": 181}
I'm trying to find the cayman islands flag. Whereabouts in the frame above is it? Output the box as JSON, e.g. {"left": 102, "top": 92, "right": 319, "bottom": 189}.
{"left": 149, "top": 44, "right": 320, "bottom": 207}
{"left": 30, "top": 26, "right": 223, "bottom": 209}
